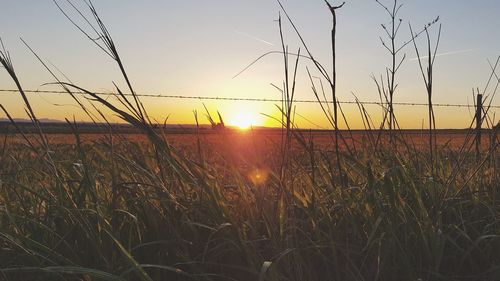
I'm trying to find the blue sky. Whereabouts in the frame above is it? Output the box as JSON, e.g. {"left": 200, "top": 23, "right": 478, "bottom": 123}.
{"left": 1, "top": 0, "right": 499, "bottom": 128}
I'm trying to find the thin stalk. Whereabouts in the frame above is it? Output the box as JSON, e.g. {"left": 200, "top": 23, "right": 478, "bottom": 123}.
{"left": 325, "top": 0, "right": 346, "bottom": 187}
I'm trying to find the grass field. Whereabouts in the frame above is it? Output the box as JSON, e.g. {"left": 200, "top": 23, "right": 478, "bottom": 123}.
{"left": 0, "top": 125, "right": 498, "bottom": 280}
{"left": 1, "top": 1, "right": 499, "bottom": 280}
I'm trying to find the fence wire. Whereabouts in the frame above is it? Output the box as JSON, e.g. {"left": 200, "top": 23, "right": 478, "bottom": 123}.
{"left": 1, "top": 89, "right": 499, "bottom": 109}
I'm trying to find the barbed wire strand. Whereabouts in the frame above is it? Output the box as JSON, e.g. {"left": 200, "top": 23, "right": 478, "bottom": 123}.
{"left": 1, "top": 89, "right": 499, "bottom": 109}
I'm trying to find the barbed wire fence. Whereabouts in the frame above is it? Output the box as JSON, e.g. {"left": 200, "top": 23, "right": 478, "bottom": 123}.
{"left": 1, "top": 89, "right": 499, "bottom": 109}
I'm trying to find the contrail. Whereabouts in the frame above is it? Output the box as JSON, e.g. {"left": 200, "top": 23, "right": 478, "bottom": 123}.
{"left": 234, "top": 30, "right": 274, "bottom": 46}
{"left": 410, "top": 48, "right": 474, "bottom": 62}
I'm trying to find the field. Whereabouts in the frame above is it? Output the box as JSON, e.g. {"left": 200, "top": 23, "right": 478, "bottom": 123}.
{"left": 1, "top": 125, "right": 499, "bottom": 281}
{"left": 2, "top": 125, "right": 494, "bottom": 148}
{"left": 1, "top": 0, "right": 500, "bottom": 280}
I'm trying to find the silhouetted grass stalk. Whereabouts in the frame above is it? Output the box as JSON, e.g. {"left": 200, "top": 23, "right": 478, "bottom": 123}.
{"left": 410, "top": 23, "right": 442, "bottom": 175}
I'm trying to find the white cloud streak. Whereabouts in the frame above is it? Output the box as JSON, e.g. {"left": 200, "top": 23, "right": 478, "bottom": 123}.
{"left": 410, "top": 48, "right": 474, "bottom": 62}
{"left": 234, "top": 30, "right": 274, "bottom": 46}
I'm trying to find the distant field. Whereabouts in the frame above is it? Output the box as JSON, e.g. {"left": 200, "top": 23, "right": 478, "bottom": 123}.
{"left": 1, "top": 126, "right": 496, "bottom": 151}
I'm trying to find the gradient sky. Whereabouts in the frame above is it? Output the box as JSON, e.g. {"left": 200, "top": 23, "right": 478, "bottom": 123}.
{"left": 1, "top": 0, "right": 499, "bottom": 129}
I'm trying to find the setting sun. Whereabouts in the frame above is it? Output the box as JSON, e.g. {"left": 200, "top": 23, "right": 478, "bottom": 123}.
{"left": 227, "top": 110, "right": 260, "bottom": 130}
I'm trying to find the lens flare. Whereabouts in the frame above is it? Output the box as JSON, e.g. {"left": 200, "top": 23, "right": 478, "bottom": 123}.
{"left": 248, "top": 169, "right": 269, "bottom": 186}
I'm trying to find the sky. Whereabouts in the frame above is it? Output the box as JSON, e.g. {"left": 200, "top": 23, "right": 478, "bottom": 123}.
{"left": 1, "top": 0, "right": 499, "bottom": 129}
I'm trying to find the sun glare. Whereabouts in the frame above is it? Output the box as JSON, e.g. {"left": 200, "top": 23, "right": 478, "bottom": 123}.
{"left": 229, "top": 112, "right": 256, "bottom": 130}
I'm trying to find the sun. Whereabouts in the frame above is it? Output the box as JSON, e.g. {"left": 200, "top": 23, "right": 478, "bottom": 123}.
{"left": 229, "top": 111, "right": 256, "bottom": 130}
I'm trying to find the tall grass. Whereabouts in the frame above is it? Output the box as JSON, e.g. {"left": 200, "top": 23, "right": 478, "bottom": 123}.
{"left": 410, "top": 23, "right": 442, "bottom": 176}
{"left": 0, "top": 1, "right": 499, "bottom": 280}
